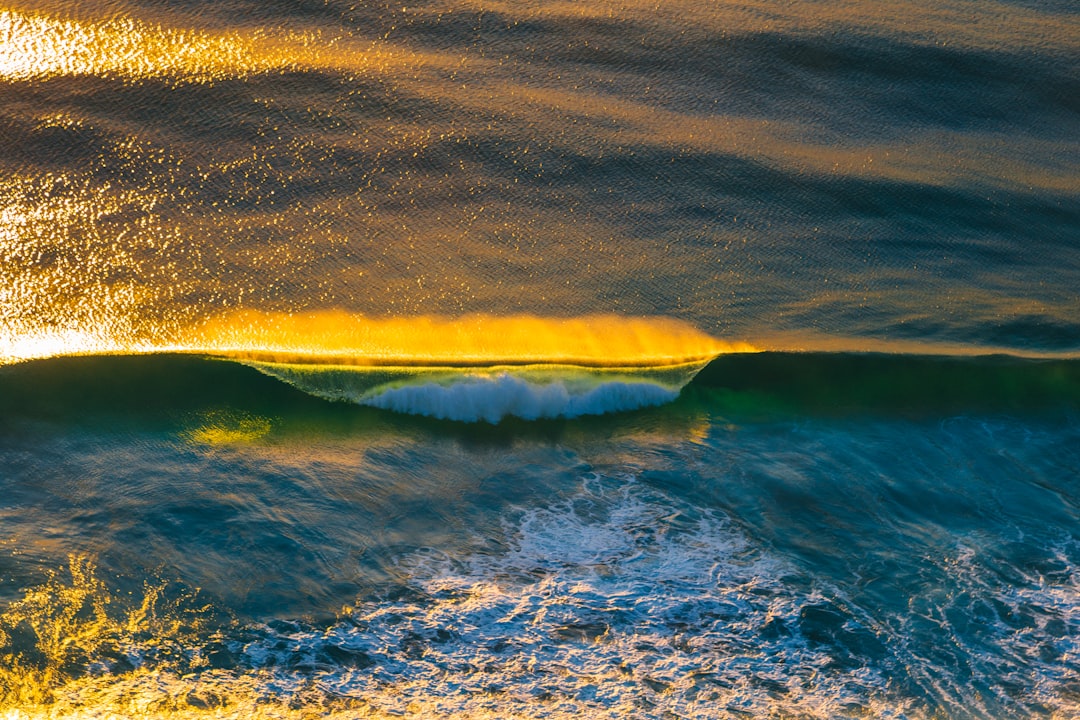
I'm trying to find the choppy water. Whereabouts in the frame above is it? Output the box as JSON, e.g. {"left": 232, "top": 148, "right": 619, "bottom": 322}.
{"left": 2, "top": 1, "right": 1079, "bottom": 718}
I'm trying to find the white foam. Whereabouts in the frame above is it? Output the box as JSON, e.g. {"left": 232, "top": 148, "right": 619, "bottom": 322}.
{"left": 294, "top": 476, "right": 913, "bottom": 719}
{"left": 361, "top": 373, "right": 678, "bottom": 422}
{"left": 13, "top": 474, "right": 1077, "bottom": 719}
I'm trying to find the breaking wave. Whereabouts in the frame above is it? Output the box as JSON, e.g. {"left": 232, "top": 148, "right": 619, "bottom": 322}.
{"left": 359, "top": 372, "right": 677, "bottom": 422}
{"left": 2, "top": 349, "right": 1079, "bottom": 427}
{"left": 245, "top": 361, "right": 700, "bottom": 423}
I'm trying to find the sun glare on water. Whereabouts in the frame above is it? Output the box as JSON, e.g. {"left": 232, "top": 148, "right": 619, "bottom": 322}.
{"left": 0, "top": 8, "right": 410, "bottom": 83}
{"left": 184, "top": 310, "right": 754, "bottom": 368}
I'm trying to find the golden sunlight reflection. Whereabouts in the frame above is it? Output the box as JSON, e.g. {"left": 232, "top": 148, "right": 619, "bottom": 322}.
{"left": 1, "top": 3, "right": 1071, "bottom": 198}
{"left": 0, "top": 330, "right": 136, "bottom": 365}
{"left": 0, "top": 176, "right": 162, "bottom": 365}
{"left": 0, "top": 553, "right": 904, "bottom": 720}
{"left": 0, "top": 8, "right": 404, "bottom": 83}
{"left": 182, "top": 410, "right": 274, "bottom": 446}
{"left": 184, "top": 311, "right": 754, "bottom": 368}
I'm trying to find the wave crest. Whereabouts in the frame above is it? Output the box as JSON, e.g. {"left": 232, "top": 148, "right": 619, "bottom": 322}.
{"left": 248, "top": 362, "right": 700, "bottom": 423}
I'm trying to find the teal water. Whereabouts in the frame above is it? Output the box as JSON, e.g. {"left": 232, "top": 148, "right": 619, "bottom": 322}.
{"left": 2, "top": 0, "right": 1079, "bottom": 717}
{"left": 1, "top": 354, "right": 1079, "bottom": 717}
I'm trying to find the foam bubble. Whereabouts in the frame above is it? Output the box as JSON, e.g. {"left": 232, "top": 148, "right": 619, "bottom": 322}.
{"left": 895, "top": 539, "right": 1080, "bottom": 719}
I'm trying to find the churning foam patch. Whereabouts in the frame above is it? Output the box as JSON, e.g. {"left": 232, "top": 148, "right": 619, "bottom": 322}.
{"left": 3, "top": 475, "right": 1078, "bottom": 718}
{"left": 230, "top": 475, "right": 915, "bottom": 718}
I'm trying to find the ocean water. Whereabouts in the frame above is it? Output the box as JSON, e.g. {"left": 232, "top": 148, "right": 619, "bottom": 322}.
{"left": 1, "top": 1, "right": 1079, "bottom": 718}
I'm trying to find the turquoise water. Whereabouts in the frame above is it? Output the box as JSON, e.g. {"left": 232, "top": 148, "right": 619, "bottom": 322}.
{"left": 2, "top": 354, "right": 1078, "bottom": 717}
{"left": 2, "top": 1, "right": 1079, "bottom": 717}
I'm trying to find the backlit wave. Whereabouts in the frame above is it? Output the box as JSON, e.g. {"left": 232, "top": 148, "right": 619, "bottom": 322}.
{"left": 185, "top": 311, "right": 750, "bottom": 368}
{"left": 248, "top": 362, "right": 697, "bottom": 423}
{"left": 185, "top": 312, "right": 744, "bottom": 421}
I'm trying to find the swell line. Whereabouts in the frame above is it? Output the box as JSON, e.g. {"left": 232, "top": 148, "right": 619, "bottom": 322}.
{"left": 3, "top": 351, "right": 1078, "bottom": 428}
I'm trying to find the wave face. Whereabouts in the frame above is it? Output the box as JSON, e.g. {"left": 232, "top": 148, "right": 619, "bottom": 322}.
{"left": 246, "top": 361, "right": 701, "bottom": 422}
{"left": 692, "top": 351, "right": 1080, "bottom": 418}
{"left": 2, "top": 352, "right": 1079, "bottom": 427}
{"left": 377, "top": 374, "right": 678, "bottom": 421}
{"left": 313, "top": 371, "right": 677, "bottom": 423}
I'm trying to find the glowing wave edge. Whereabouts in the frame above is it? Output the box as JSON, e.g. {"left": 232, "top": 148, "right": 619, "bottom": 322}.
{"left": 186, "top": 312, "right": 754, "bottom": 423}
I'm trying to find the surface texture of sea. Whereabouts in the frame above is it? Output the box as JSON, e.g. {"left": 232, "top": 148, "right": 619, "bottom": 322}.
{"left": 1, "top": 1, "right": 1079, "bottom": 718}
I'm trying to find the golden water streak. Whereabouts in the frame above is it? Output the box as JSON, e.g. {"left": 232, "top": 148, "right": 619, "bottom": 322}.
{"left": 185, "top": 311, "right": 754, "bottom": 368}
{"left": 0, "top": 8, "right": 408, "bottom": 82}
{"left": 2, "top": 6, "right": 1072, "bottom": 195}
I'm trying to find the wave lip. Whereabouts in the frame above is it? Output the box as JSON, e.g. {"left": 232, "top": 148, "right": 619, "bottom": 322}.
{"left": 186, "top": 311, "right": 748, "bottom": 368}
{"left": 1, "top": 311, "right": 749, "bottom": 422}
{"left": 187, "top": 311, "right": 746, "bottom": 422}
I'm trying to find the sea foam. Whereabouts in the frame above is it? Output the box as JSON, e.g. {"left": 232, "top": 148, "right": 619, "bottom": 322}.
{"left": 361, "top": 373, "right": 678, "bottom": 422}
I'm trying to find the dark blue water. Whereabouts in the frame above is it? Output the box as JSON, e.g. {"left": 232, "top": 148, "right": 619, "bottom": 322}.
{"left": 1, "top": 1, "right": 1079, "bottom": 717}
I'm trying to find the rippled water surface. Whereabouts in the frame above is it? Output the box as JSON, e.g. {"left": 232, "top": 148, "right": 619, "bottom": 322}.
{"left": 1, "top": 0, "right": 1078, "bottom": 717}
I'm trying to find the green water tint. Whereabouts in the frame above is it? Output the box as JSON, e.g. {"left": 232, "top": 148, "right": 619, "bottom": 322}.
{"left": 692, "top": 352, "right": 1080, "bottom": 420}
{"left": 2, "top": 352, "right": 1078, "bottom": 430}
